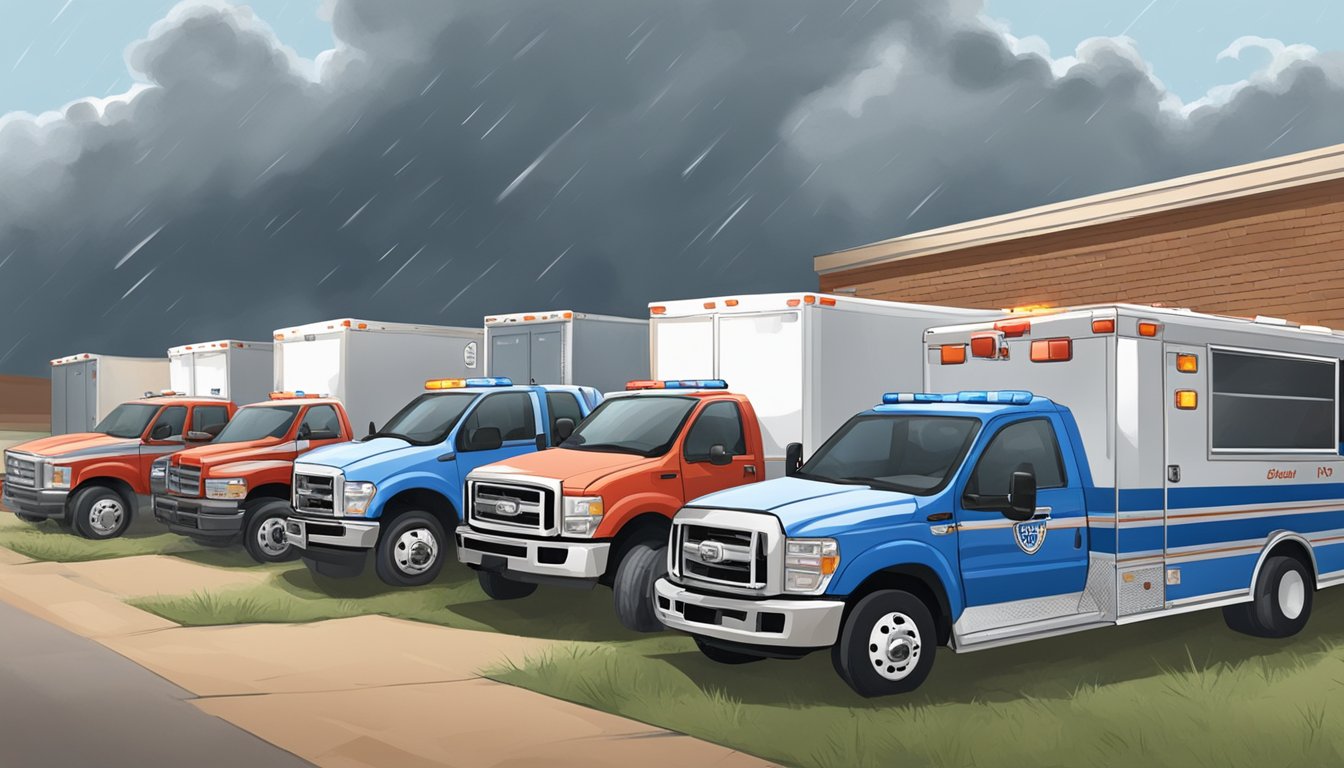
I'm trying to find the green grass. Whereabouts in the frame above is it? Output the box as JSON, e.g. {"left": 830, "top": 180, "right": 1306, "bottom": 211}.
{"left": 0, "top": 515, "right": 206, "bottom": 562}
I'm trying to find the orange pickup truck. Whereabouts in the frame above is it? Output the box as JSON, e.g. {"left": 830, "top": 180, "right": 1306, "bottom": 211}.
{"left": 153, "top": 393, "right": 353, "bottom": 562}
{"left": 2, "top": 394, "right": 236, "bottom": 539}
{"left": 456, "top": 379, "right": 765, "bottom": 632}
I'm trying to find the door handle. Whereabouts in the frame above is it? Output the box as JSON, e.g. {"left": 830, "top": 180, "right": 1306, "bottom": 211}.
{"left": 930, "top": 523, "right": 958, "bottom": 536}
{"left": 744, "top": 465, "right": 756, "bottom": 476}
{"left": 1031, "top": 506, "right": 1052, "bottom": 521}
{"left": 660, "top": 473, "right": 677, "bottom": 480}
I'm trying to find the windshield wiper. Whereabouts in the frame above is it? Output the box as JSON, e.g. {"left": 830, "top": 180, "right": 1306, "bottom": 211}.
{"left": 366, "top": 431, "right": 413, "bottom": 443}
{"left": 841, "top": 476, "right": 914, "bottom": 493}
{"left": 564, "top": 442, "right": 648, "bottom": 455}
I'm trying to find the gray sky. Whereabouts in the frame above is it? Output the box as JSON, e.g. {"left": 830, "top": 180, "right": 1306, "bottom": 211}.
{"left": 2, "top": 0, "right": 1344, "bottom": 376}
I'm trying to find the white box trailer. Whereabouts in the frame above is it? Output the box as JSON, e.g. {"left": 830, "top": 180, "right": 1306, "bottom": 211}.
{"left": 49, "top": 353, "right": 169, "bottom": 435}
{"left": 272, "top": 318, "right": 484, "bottom": 435}
{"left": 168, "top": 340, "right": 273, "bottom": 406}
{"left": 484, "top": 310, "right": 649, "bottom": 393}
{"left": 649, "top": 293, "right": 1002, "bottom": 477}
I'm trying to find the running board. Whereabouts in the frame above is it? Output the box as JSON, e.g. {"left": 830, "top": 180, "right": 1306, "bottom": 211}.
{"left": 953, "top": 612, "right": 1109, "bottom": 653}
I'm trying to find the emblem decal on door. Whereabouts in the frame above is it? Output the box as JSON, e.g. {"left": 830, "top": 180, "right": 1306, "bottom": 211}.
{"left": 1013, "top": 519, "right": 1047, "bottom": 555}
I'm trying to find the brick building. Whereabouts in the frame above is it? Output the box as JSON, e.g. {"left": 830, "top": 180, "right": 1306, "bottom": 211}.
{"left": 815, "top": 143, "right": 1344, "bottom": 327}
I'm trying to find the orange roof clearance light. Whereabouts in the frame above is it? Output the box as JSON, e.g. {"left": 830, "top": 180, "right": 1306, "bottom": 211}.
{"left": 803, "top": 295, "right": 816, "bottom": 305}
{"left": 650, "top": 306, "right": 666, "bottom": 315}
{"left": 994, "top": 320, "right": 1031, "bottom": 338}
{"left": 819, "top": 296, "right": 837, "bottom": 306}
{"left": 1092, "top": 319, "right": 1116, "bottom": 334}
{"left": 1176, "top": 354, "right": 1198, "bottom": 373}
{"left": 940, "top": 344, "right": 967, "bottom": 365}
{"left": 786, "top": 299, "right": 801, "bottom": 307}
{"left": 1174, "top": 390, "right": 1198, "bottom": 410}
{"left": 1138, "top": 321, "right": 1160, "bottom": 337}
{"left": 703, "top": 302, "right": 716, "bottom": 310}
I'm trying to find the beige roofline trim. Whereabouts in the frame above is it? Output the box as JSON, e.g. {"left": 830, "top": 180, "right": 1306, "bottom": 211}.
{"left": 815, "top": 142, "right": 1344, "bottom": 276}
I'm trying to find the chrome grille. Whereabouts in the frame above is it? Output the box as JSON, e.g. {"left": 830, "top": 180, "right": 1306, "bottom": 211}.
{"left": 295, "top": 472, "right": 337, "bottom": 515}
{"left": 166, "top": 464, "right": 202, "bottom": 497}
{"left": 676, "top": 523, "right": 768, "bottom": 589}
{"left": 469, "top": 481, "right": 551, "bottom": 532}
{"left": 3, "top": 454, "right": 38, "bottom": 489}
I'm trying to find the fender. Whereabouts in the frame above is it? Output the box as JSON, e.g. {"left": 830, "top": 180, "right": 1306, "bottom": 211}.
{"left": 367, "top": 470, "right": 460, "bottom": 519}
{"left": 74, "top": 460, "right": 146, "bottom": 495}
{"left": 1249, "top": 530, "right": 1319, "bottom": 590}
{"left": 597, "top": 490, "right": 682, "bottom": 538}
{"left": 830, "top": 537, "right": 965, "bottom": 619}
{"left": 211, "top": 459, "right": 295, "bottom": 488}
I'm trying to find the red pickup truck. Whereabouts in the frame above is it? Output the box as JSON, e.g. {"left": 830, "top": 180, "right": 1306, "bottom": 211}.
{"left": 153, "top": 394, "right": 353, "bottom": 562}
{"left": 3, "top": 394, "right": 236, "bottom": 539}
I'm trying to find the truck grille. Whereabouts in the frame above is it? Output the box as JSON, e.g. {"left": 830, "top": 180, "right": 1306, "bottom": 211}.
{"left": 295, "top": 472, "right": 337, "bottom": 515}
{"left": 4, "top": 454, "right": 38, "bottom": 489}
{"left": 675, "top": 523, "right": 768, "bottom": 590}
{"left": 166, "top": 464, "right": 202, "bottom": 497}
{"left": 469, "top": 482, "right": 553, "bottom": 532}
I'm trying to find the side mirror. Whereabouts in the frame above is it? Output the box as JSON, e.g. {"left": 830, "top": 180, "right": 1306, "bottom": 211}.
{"left": 151, "top": 423, "right": 173, "bottom": 440}
{"left": 785, "top": 442, "right": 804, "bottom": 477}
{"left": 708, "top": 444, "right": 732, "bottom": 466}
{"left": 185, "top": 430, "right": 213, "bottom": 443}
{"left": 297, "top": 423, "right": 312, "bottom": 441}
{"left": 1005, "top": 471, "right": 1037, "bottom": 521}
{"left": 368, "top": 421, "right": 377, "bottom": 438}
{"left": 466, "top": 426, "right": 503, "bottom": 452}
{"left": 554, "top": 417, "right": 576, "bottom": 442}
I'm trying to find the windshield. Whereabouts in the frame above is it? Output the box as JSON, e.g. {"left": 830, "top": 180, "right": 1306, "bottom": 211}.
{"left": 93, "top": 403, "right": 160, "bottom": 439}
{"left": 797, "top": 415, "right": 980, "bottom": 495}
{"left": 375, "top": 393, "right": 476, "bottom": 445}
{"left": 214, "top": 405, "right": 300, "bottom": 443}
{"left": 561, "top": 396, "right": 697, "bottom": 457}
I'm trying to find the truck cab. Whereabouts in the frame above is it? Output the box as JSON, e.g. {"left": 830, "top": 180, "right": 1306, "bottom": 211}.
{"left": 285, "top": 377, "right": 600, "bottom": 587}
{"left": 457, "top": 379, "right": 765, "bottom": 631}
{"left": 153, "top": 393, "right": 353, "bottom": 562}
{"left": 655, "top": 390, "right": 1088, "bottom": 697}
{"left": 3, "top": 393, "right": 236, "bottom": 539}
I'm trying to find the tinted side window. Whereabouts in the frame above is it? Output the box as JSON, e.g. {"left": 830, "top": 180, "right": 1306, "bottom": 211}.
{"left": 191, "top": 406, "right": 230, "bottom": 437}
{"left": 301, "top": 405, "right": 342, "bottom": 439}
{"left": 546, "top": 392, "right": 584, "bottom": 446}
{"left": 1211, "top": 349, "right": 1336, "bottom": 452}
{"left": 459, "top": 392, "right": 537, "bottom": 448}
{"left": 966, "top": 419, "right": 1065, "bottom": 498}
{"left": 683, "top": 401, "right": 746, "bottom": 462}
{"left": 152, "top": 406, "right": 188, "bottom": 441}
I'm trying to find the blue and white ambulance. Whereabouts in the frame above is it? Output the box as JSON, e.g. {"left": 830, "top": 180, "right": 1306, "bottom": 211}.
{"left": 654, "top": 304, "right": 1344, "bottom": 696}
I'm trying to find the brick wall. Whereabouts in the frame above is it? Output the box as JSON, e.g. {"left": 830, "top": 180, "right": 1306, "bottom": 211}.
{"left": 820, "top": 179, "right": 1344, "bottom": 328}
{"left": 0, "top": 374, "right": 51, "bottom": 431}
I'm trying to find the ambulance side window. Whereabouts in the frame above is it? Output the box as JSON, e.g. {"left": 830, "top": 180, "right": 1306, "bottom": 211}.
{"left": 965, "top": 418, "right": 1066, "bottom": 499}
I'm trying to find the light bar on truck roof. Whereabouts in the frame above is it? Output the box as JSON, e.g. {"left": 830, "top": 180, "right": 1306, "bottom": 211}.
{"left": 143, "top": 390, "right": 186, "bottom": 398}
{"left": 425, "top": 377, "right": 513, "bottom": 390}
{"left": 625, "top": 379, "right": 729, "bottom": 391}
{"left": 882, "top": 391, "right": 1035, "bottom": 405}
{"left": 269, "top": 391, "right": 325, "bottom": 400}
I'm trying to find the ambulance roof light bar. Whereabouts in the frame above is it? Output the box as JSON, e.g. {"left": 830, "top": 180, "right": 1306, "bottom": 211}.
{"left": 424, "top": 377, "right": 514, "bottom": 390}
{"left": 626, "top": 379, "right": 729, "bottom": 391}
{"left": 269, "top": 391, "right": 326, "bottom": 400}
{"left": 142, "top": 390, "right": 186, "bottom": 398}
{"left": 882, "top": 391, "right": 1035, "bottom": 405}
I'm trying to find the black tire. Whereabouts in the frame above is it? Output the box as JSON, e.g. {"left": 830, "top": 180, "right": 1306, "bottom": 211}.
{"left": 478, "top": 569, "right": 538, "bottom": 600}
{"left": 302, "top": 556, "right": 363, "bottom": 579}
{"left": 1223, "top": 554, "right": 1313, "bottom": 638}
{"left": 71, "top": 486, "right": 133, "bottom": 540}
{"left": 189, "top": 535, "right": 237, "bottom": 548}
{"left": 243, "top": 499, "right": 300, "bottom": 564}
{"left": 832, "top": 590, "right": 937, "bottom": 697}
{"left": 374, "top": 511, "right": 447, "bottom": 587}
{"left": 14, "top": 514, "right": 45, "bottom": 524}
{"left": 694, "top": 637, "right": 765, "bottom": 665}
{"left": 612, "top": 541, "right": 667, "bottom": 633}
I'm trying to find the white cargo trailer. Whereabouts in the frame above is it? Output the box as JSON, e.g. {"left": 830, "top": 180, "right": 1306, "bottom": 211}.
{"left": 49, "top": 353, "right": 169, "bottom": 435}
{"left": 272, "top": 318, "right": 485, "bottom": 435}
{"left": 649, "top": 293, "right": 1002, "bottom": 477}
{"left": 168, "top": 340, "right": 273, "bottom": 405}
{"left": 484, "top": 310, "right": 649, "bottom": 393}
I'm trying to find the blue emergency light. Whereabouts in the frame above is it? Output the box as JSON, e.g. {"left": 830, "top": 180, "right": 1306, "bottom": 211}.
{"left": 882, "top": 390, "right": 1034, "bottom": 405}
{"left": 424, "top": 376, "right": 514, "bottom": 390}
{"left": 626, "top": 379, "right": 729, "bottom": 391}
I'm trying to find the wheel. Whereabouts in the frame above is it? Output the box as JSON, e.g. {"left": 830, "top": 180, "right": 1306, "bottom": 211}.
{"left": 374, "top": 511, "right": 447, "bottom": 587}
{"left": 302, "top": 557, "right": 363, "bottom": 579}
{"left": 832, "top": 590, "right": 937, "bottom": 697}
{"left": 189, "top": 535, "right": 237, "bottom": 548}
{"left": 14, "top": 514, "right": 45, "bottom": 524}
{"left": 612, "top": 541, "right": 667, "bottom": 633}
{"left": 694, "top": 637, "right": 765, "bottom": 665}
{"left": 71, "top": 486, "right": 132, "bottom": 540}
{"left": 1223, "top": 555, "right": 1313, "bottom": 638}
{"left": 243, "top": 499, "right": 300, "bottom": 563}
{"left": 478, "top": 569, "right": 538, "bottom": 600}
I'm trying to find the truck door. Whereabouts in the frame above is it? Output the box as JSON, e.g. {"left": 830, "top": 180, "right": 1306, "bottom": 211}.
{"left": 528, "top": 326, "right": 564, "bottom": 385}
{"left": 680, "top": 400, "right": 758, "bottom": 500}
{"left": 490, "top": 329, "right": 531, "bottom": 385}
{"left": 1158, "top": 342, "right": 1207, "bottom": 612}
{"left": 453, "top": 391, "right": 542, "bottom": 480}
{"left": 956, "top": 415, "right": 1089, "bottom": 611}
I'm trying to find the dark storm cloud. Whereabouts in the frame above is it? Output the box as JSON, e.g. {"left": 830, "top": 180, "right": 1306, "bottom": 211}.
{"left": 1, "top": 0, "right": 1344, "bottom": 374}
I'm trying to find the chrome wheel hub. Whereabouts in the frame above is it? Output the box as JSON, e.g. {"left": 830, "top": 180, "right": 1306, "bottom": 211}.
{"left": 867, "top": 611, "right": 921, "bottom": 681}
{"left": 256, "top": 518, "right": 289, "bottom": 556}
{"left": 88, "top": 498, "right": 125, "bottom": 535}
{"left": 393, "top": 528, "right": 439, "bottom": 575}
{"left": 1278, "top": 569, "right": 1305, "bottom": 620}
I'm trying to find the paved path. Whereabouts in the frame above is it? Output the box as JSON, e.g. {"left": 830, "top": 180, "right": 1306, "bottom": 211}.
{"left": 0, "top": 599, "right": 311, "bottom": 768}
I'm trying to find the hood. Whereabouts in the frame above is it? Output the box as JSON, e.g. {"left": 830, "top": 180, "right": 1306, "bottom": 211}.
{"left": 688, "top": 477, "right": 923, "bottom": 537}
{"left": 300, "top": 437, "right": 411, "bottom": 470}
{"left": 174, "top": 437, "right": 291, "bottom": 470}
{"left": 472, "top": 448, "right": 651, "bottom": 491}
{"left": 7, "top": 433, "right": 138, "bottom": 460}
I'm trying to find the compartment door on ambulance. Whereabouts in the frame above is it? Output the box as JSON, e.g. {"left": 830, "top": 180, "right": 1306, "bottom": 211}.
{"left": 955, "top": 415, "right": 1089, "bottom": 610}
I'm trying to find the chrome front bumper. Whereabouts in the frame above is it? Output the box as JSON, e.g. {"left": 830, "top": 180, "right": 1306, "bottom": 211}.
{"left": 285, "top": 516, "right": 380, "bottom": 550}
{"left": 455, "top": 525, "right": 611, "bottom": 579}
{"left": 653, "top": 578, "right": 846, "bottom": 649}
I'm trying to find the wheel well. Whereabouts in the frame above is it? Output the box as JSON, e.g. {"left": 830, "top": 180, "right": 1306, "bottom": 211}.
{"left": 72, "top": 477, "right": 136, "bottom": 516}
{"left": 848, "top": 565, "right": 954, "bottom": 645}
{"left": 606, "top": 513, "right": 672, "bottom": 578}
{"left": 246, "top": 483, "right": 291, "bottom": 503}
{"left": 379, "top": 488, "right": 457, "bottom": 528}
{"left": 1265, "top": 537, "right": 1317, "bottom": 586}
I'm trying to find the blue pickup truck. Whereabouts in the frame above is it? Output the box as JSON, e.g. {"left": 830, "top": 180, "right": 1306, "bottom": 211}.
{"left": 284, "top": 377, "right": 600, "bottom": 587}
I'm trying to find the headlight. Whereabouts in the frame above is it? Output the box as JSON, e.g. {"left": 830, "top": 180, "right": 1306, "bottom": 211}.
{"left": 204, "top": 478, "right": 248, "bottom": 500}
{"left": 45, "top": 464, "right": 72, "bottom": 490}
{"left": 784, "top": 538, "right": 840, "bottom": 594}
{"left": 342, "top": 481, "right": 376, "bottom": 517}
{"left": 562, "top": 495, "right": 604, "bottom": 537}
{"left": 150, "top": 458, "right": 169, "bottom": 480}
